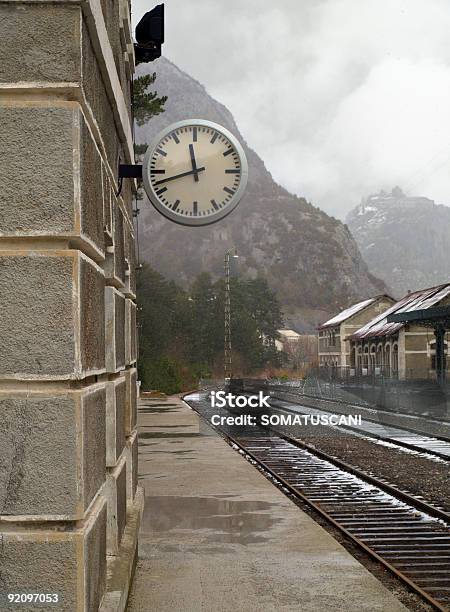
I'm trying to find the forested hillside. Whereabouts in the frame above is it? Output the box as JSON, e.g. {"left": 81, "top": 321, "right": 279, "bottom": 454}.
{"left": 137, "top": 265, "right": 283, "bottom": 392}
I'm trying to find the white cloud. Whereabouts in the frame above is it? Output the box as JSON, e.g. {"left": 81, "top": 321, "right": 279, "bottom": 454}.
{"left": 132, "top": 0, "right": 450, "bottom": 217}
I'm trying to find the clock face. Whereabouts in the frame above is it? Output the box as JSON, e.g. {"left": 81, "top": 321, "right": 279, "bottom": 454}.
{"left": 142, "top": 119, "right": 248, "bottom": 226}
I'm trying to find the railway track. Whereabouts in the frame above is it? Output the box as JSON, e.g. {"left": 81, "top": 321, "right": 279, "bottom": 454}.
{"left": 268, "top": 397, "right": 450, "bottom": 461}
{"left": 185, "top": 393, "right": 450, "bottom": 611}
{"left": 234, "top": 433, "right": 450, "bottom": 611}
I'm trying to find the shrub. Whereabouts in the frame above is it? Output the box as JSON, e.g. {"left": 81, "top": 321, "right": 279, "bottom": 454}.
{"left": 140, "top": 357, "right": 183, "bottom": 395}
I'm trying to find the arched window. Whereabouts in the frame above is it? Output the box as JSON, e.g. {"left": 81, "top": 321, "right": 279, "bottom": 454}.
{"left": 392, "top": 344, "right": 399, "bottom": 374}
{"left": 384, "top": 344, "right": 391, "bottom": 374}
{"left": 368, "top": 345, "right": 376, "bottom": 373}
{"left": 363, "top": 346, "right": 369, "bottom": 371}
{"left": 350, "top": 346, "right": 356, "bottom": 368}
{"left": 376, "top": 344, "right": 383, "bottom": 368}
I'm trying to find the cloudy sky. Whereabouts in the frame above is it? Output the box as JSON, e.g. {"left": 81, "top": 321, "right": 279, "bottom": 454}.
{"left": 132, "top": 0, "right": 450, "bottom": 218}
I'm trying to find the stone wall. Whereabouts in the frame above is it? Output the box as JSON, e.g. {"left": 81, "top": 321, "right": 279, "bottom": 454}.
{"left": 0, "top": 1, "right": 142, "bottom": 609}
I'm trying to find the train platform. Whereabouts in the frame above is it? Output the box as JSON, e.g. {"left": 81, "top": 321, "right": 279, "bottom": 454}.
{"left": 127, "top": 395, "right": 407, "bottom": 612}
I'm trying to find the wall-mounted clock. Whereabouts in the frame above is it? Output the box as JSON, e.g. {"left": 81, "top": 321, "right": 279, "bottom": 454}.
{"left": 142, "top": 119, "right": 248, "bottom": 226}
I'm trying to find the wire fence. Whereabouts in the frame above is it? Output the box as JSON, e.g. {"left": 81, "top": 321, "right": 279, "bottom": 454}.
{"left": 264, "top": 367, "right": 450, "bottom": 419}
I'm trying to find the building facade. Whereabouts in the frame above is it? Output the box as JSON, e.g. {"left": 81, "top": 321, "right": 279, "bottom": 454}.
{"left": 275, "top": 330, "right": 318, "bottom": 368}
{"left": 0, "top": 1, "right": 141, "bottom": 609}
{"left": 318, "top": 295, "right": 395, "bottom": 371}
{"left": 349, "top": 284, "right": 450, "bottom": 380}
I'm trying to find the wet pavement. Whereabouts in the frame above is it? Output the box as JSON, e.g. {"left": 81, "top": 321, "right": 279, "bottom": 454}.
{"left": 126, "top": 395, "right": 407, "bottom": 612}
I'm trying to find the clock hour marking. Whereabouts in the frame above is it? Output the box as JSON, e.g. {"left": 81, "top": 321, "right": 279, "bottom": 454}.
{"left": 211, "top": 199, "right": 219, "bottom": 211}
{"left": 156, "top": 187, "right": 167, "bottom": 196}
{"left": 223, "top": 148, "right": 233, "bottom": 156}
{"left": 156, "top": 148, "right": 167, "bottom": 157}
{"left": 151, "top": 169, "right": 165, "bottom": 174}
{"left": 172, "top": 200, "right": 180, "bottom": 211}
{"left": 171, "top": 132, "right": 180, "bottom": 144}
{"left": 223, "top": 186, "right": 235, "bottom": 195}
{"left": 193, "top": 201, "right": 198, "bottom": 215}
{"left": 210, "top": 132, "right": 218, "bottom": 144}
{"left": 192, "top": 127, "right": 198, "bottom": 142}
{"left": 225, "top": 169, "right": 240, "bottom": 174}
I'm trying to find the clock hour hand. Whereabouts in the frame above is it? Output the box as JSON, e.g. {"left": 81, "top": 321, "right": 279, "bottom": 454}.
{"left": 189, "top": 143, "right": 199, "bottom": 182}
{"left": 153, "top": 167, "right": 206, "bottom": 186}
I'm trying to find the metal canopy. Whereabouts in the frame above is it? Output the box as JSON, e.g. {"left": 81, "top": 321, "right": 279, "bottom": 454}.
{"left": 387, "top": 305, "right": 450, "bottom": 328}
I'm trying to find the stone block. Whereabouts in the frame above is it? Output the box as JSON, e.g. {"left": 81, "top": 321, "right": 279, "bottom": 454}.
{"left": 106, "top": 377, "right": 126, "bottom": 467}
{"left": 0, "top": 3, "right": 81, "bottom": 83}
{"left": 121, "top": 175, "right": 134, "bottom": 222}
{"left": 103, "top": 0, "right": 123, "bottom": 83}
{"left": 124, "top": 368, "right": 137, "bottom": 435}
{"left": 114, "top": 202, "right": 126, "bottom": 284}
{"left": 0, "top": 496, "right": 106, "bottom": 612}
{"left": 82, "top": 20, "right": 120, "bottom": 171}
{"left": 0, "top": 4, "right": 130, "bottom": 176}
{"left": 0, "top": 104, "right": 106, "bottom": 261}
{"left": 104, "top": 200, "right": 126, "bottom": 288}
{"left": 105, "top": 287, "right": 126, "bottom": 373}
{"left": 102, "top": 163, "right": 113, "bottom": 245}
{"left": 0, "top": 250, "right": 105, "bottom": 380}
{"left": 125, "top": 430, "right": 138, "bottom": 502}
{"left": 80, "top": 254, "right": 107, "bottom": 374}
{"left": 106, "top": 455, "right": 127, "bottom": 555}
{"left": 80, "top": 113, "right": 105, "bottom": 255}
{"left": 125, "top": 299, "right": 137, "bottom": 365}
{"left": 0, "top": 383, "right": 105, "bottom": 520}
{"left": 123, "top": 222, "right": 137, "bottom": 298}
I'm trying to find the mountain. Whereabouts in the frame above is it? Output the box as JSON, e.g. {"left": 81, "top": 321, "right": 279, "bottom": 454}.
{"left": 346, "top": 187, "right": 450, "bottom": 298}
{"left": 134, "top": 58, "right": 385, "bottom": 331}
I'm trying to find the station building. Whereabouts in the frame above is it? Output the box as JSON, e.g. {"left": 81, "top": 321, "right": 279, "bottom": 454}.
{"left": 348, "top": 283, "right": 450, "bottom": 380}
{"left": 317, "top": 295, "right": 395, "bottom": 370}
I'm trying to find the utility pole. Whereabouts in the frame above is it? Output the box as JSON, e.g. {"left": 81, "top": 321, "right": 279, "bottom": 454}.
{"left": 224, "top": 249, "right": 238, "bottom": 381}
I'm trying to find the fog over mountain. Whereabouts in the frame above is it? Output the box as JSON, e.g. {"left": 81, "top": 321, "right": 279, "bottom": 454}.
{"left": 135, "top": 58, "right": 385, "bottom": 331}
{"left": 346, "top": 187, "right": 450, "bottom": 297}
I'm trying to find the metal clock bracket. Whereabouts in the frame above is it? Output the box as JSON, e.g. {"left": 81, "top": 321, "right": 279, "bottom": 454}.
{"left": 116, "top": 164, "right": 143, "bottom": 197}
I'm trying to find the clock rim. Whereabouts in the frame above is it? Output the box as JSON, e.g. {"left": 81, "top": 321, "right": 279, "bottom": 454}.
{"left": 142, "top": 119, "right": 248, "bottom": 227}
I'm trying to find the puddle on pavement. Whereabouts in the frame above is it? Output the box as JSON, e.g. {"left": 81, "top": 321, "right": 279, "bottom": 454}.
{"left": 151, "top": 544, "right": 235, "bottom": 555}
{"left": 141, "top": 495, "right": 279, "bottom": 545}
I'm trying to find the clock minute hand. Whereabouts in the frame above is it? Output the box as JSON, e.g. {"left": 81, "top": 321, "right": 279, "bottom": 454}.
{"left": 153, "top": 167, "right": 206, "bottom": 186}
